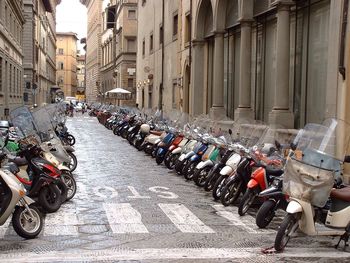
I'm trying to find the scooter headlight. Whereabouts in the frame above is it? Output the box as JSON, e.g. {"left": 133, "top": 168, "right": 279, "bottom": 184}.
{"left": 272, "top": 178, "right": 282, "bottom": 187}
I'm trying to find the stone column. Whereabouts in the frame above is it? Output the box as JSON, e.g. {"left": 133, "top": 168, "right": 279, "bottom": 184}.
{"left": 210, "top": 31, "right": 226, "bottom": 119}
{"left": 268, "top": 2, "right": 294, "bottom": 128}
{"left": 190, "top": 39, "right": 205, "bottom": 115}
{"left": 234, "top": 21, "right": 254, "bottom": 120}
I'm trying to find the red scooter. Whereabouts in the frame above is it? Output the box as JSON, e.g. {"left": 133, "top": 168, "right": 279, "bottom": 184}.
{"left": 238, "top": 157, "right": 284, "bottom": 216}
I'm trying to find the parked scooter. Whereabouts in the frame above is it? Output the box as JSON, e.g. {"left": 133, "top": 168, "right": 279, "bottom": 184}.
{"left": 274, "top": 120, "right": 350, "bottom": 251}
{"left": 0, "top": 137, "right": 44, "bottom": 239}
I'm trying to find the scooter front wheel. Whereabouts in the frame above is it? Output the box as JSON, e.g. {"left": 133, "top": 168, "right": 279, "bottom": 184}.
{"left": 274, "top": 213, "right": 299, "bottom": 252}
{"left": 238, "top": 189, "right": 256, "bottom": 216}
{"left": 12, "top": 204, "right": 43, "bottom": 239}
{"left": 193, "top": 166, "right": 212, "bottom": 187}
{"left": 256, "top": 199, "right": 276, "bottom": 228}
{"left": 220, "top": 177, "right": 243, "bottom": 206}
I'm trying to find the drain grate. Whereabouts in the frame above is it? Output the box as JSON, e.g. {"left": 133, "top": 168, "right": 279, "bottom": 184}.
{"left": 0, "top": 243, "right": 25, "bottom": 252}
{"left": 177, "top": 241, "right": 209, "bottom": 249}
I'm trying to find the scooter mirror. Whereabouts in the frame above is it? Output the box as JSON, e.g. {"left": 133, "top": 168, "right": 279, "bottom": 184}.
{"left": 275, "top": 140, "right": 281, "bottom": 150}
{"left": 228, "top": 129, "right": 232, "bottom": 135}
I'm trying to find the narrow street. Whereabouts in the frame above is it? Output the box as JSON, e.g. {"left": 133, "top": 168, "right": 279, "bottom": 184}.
{"left": 0, "top": 115, "right": 349, "bottom": 262}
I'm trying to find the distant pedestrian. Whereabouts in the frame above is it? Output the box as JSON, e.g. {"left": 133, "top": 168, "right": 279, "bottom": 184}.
{"left": 82, "top": 103, "right": 86, "bottom": 115}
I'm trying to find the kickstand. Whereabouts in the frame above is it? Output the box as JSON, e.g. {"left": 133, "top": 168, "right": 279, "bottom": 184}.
{"left": 335, "top": 233, "right": 349, "bottom": 250}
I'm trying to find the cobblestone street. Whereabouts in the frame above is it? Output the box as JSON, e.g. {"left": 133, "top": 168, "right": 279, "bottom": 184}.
{"left": 0, "top": 115, "right": 349, "bottom": 262}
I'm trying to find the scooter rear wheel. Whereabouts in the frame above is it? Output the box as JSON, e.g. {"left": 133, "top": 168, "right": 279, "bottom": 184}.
{"left": 38, "top": 184, "right": 62, "bottom": 213}
{"left": 67, "top": 152, "right": 78, "bottom": 172}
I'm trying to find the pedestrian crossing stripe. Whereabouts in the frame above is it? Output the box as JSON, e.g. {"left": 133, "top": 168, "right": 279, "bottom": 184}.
{"left": 0, "top": 202, "right": 279, "bottom": 237}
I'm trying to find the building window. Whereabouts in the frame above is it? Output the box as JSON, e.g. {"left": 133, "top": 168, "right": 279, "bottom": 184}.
{"left": 128, "top": 78, "right": 133, "bottom": 88}
{"left": 127, "top": 38, "right": 136, "bottom": 52}
{"left": 58, "top": 48, "right": 64, "bottom": 55}
{"left": 150, "top": 33, "right": 153, "bottom": 52}
{"left": 159, "top": 24, "right": 163, "bottom": 45}
{"left": 58, "top": 62, "right": 64, "bottom": 70}
{"left": 128, "top": 9, "right": 136, "bottom": 19}
{"left": 173, "top": 13, "right": 178, "bottom": 39}
{"left": 0, "top": 57, "right": 2, "bottom": 92}
{"left": 142, "top": 0, "right": 146, "bottom": 6}
{"left": 142, "top": 38, "right": 145, "bottom": 56}
{"left": 185, "top": 13, "right": 191, "bottom": 44}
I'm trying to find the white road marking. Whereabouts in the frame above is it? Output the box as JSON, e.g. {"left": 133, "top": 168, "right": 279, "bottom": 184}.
{"left": 88, "top": 119, "right": 94, "bottom": 122}
{"left": 159, "top": 203, "right": 215, "bottom": 233}
{"left": 94, "top": 186, "right": 118, "bottom": 199}
{"left": 127, "top": 186, "right": 151, "bottom": 199}
{"left": 103, "top": 203, "right": 149, "bottom": 233}
{"left": 77, "top": 119, "right": 83, "bottom": 122}
{"left": 1, "top": 247, "right": 350, "bottom": 262}
{"left": 0, "top": 248, "right": 259, "bottom": 262}
{"left": 0, "top": 218, "right": 11, "bottom": 238}
{"left": 212, "top": 204, "right": 275, "bottom": 234}
{"left": 149, "top": 186, "right": 179, "bottom": 199}
{"left": 44, "top": 203, "right": 79, "bottom": 236}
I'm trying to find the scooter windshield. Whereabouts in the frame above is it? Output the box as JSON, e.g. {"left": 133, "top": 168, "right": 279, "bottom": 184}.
{"left": 10, "top": 106, "right": 40, "bottom": 142}
{"left": 283, "top": 119, "right": 350, "bottom": 207}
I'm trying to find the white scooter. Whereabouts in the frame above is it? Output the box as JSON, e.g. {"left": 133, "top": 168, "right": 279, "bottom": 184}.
{"left": 274, "top": 121, "right": 350, "bottom": 251}
{"left": 0, "top": 151, "right": 43, "bottom": 239}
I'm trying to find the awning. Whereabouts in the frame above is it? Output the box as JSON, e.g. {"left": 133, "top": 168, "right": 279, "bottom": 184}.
{"left": 105, "top": 88, "right": 131, "bottom": 95}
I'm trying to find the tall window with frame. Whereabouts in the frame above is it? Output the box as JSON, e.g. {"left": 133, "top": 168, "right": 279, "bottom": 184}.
{"left": 253, "top": 15, "right": 277, "bottom": 122}
{"left": 224, "top": 27, "right": 240, "bottom": 119}
{"left": 150, "top": 33, "right": 153, "bottom": 52}
{"left": 293, "top": 0, "right": 330, "bottom": 127}
{"left": 173, "top": 13, "right": 178, "bottom": 40}
{"left": 142, "top": 38, "right": 145, "bottom": 56}
{"left": 159, "top": 24, "right": 163, "bottom": 45}
{"left": 0, "top": 57, "right": 2, "bottom": 92}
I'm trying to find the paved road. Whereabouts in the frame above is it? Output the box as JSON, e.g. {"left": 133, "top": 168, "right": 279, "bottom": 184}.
{"left": 0, "top": 115, "right": 349, "bottom": 262}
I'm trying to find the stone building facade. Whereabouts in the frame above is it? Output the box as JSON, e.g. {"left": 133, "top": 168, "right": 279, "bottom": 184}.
{"left": 137, "top": 0, "right": 349, "bottom": 130}
{"left": 80, "top": 0, "right": 103, "bottom": 103}
{"left": 23, "top": 0, "right": 60, "bottom": 106}
{"left": 76, "top": 54, "right": 86, "bottom": 101}
{"left": 56, "top": 32, "right": 78, "bottom": 98}
{"left": 0, "top": 0, "right": 25, "bottom": 118}
{"left": 136, "top": 0, "right": 180, "bottom": 110}
{"left": 100, "top": 0, "right": 137, "bottom": 106}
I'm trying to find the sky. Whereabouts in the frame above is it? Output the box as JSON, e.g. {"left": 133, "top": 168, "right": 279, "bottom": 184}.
{"left": 56, "top": 0, "right": 87, "bottom": 54}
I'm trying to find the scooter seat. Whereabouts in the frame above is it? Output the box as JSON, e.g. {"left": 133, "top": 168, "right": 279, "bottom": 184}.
{"left": 8, "top": 157, "right": 27, "bottom": 166}
{"left": 266, "top": 168, "right": 284, "bottom": 177}
{"left": 331, "top": 187, "right": 350, "bottom": 202}
{"left": 150, "top": 131, "right": 162, "bottom": 136}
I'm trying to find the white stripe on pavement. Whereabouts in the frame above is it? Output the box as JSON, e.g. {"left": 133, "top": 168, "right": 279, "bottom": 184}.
{"left": 0, "top": 218, "right": 11, "bottom": 238}
{"left": 103, "top": 203, "right": 149, "bottom": 233}
{"left": 44, "top": 204, "right": 79, "bottom": 236}
{"left": 1, "top": 247, "right": 350, "bottom": 262}
{"left": 159, "top": 203, "right": 215, "bottom": 233}
{"left": 212, "top": 204, "right": 275, "bottom": 234}
{"left": 0, "top": 248, "right": 259, "bottom": 262}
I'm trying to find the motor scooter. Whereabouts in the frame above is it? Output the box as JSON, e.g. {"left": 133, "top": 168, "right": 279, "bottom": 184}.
{"left": 274, "top": 120, "right": 350, "bottom": 251}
